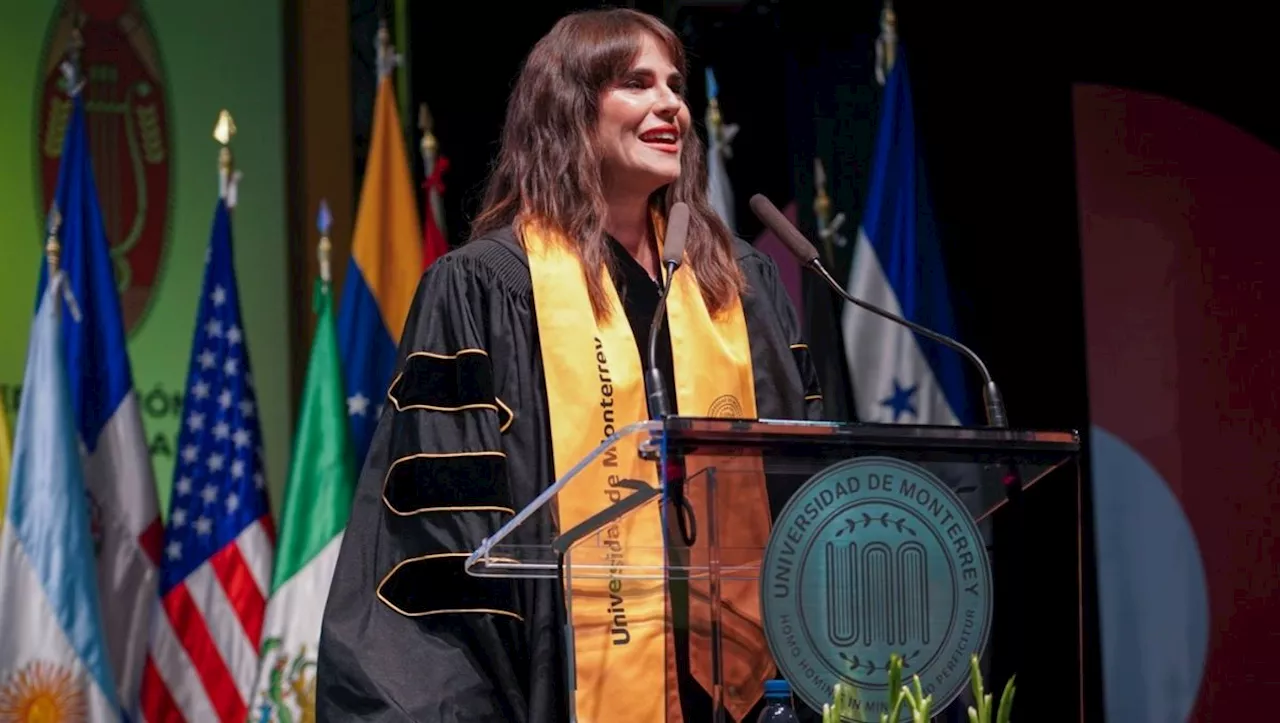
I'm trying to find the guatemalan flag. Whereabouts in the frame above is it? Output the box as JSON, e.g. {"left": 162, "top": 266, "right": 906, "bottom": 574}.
{"left": 840, "top": 49, "right": 975, "bottom": 428}
{"left": 35, "top": 87, "right": 162, "bottom": 716}
{"left": 0, "top": 260, "right": 122, "bottom": 720}
{"left": 337, "top": 49, "right": 423, "bottom": 470}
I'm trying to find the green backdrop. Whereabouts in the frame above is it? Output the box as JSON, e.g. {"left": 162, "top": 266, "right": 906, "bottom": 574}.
{"left": 0, "top": 0, "right": 290, "bottom": 517}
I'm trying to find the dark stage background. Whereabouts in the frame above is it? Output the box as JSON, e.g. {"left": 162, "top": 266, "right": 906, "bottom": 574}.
{"left": 338, "top": 1, "right": 1277, "bottom": 719}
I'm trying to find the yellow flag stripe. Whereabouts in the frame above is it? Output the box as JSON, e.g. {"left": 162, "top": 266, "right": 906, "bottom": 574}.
{"left": 351, "top": 76, "right": 423, "bottom": 343}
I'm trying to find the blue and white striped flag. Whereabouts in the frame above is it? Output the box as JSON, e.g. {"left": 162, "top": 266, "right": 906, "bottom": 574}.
{"left": 840, "top": 50, "right": 974, "bottom": 427}
{"left": 0, "top": 262, "right": 122, "bottom": 721}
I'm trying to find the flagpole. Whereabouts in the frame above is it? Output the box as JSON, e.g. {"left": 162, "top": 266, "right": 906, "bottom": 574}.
{"left": 813, "top": 158, "right": 847, "bottom": 265}
{"left": 393, "top": 0, "right": 411, "bottom": 138}
{"left": 418, "top": 102, "right": 447, "bottom": 241}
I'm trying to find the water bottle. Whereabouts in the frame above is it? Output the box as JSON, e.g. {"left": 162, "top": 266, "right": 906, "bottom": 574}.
{"left": 756, "top": 679, "right": 801, "bottom": 722}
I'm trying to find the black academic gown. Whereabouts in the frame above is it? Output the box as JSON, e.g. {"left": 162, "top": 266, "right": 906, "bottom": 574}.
{"left": 316, "top": 227, "right": 826, "bottom": 723}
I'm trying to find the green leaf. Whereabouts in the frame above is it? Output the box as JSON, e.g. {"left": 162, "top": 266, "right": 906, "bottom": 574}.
{"left": 969, "top": 655, "right": 989, "bottom": 723}
{"left": 887, "top": 654, "right": 904, "bottom": 715}
{"left": 902, "top": 675, "right": 933, "bottom": 723}
{"left": 832, "top": 681, "right": 853, "bottom": 718}
{"left": 887, "top": 686, "right": 907, "bottom": 723}
{"left": 996, "top": 675, "right": 1017, "bottom": 723}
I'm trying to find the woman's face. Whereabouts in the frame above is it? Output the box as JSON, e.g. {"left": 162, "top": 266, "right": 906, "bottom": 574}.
{"left": 596, "top": 33, "right": 691, "bottom": 197}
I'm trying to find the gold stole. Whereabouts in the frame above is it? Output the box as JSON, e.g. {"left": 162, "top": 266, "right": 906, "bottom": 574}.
{"left": 523, "top": 215, "right": 774, "bottom": 723}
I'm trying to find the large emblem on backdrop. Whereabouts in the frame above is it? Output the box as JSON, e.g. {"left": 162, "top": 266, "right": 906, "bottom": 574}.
{"left": 760, "top": 456, "right": 993, "bottom": 721}
{"left": 36, "top": 0, "right": 172, "bottom": 336}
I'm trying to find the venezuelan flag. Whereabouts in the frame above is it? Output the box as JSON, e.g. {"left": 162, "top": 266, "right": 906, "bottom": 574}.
{"left": 337, "top": 72, "right": 423, "bottom": 469}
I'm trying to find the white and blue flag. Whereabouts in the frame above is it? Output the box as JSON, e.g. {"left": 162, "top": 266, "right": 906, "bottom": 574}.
{"left": 0, "top": 267, "right": 121, "bottom": 721}
{"left": 841, "top": 50, "right": 974, "bottom": 427}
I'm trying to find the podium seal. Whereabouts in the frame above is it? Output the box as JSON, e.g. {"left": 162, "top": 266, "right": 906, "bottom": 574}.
{"left": 760, "top": 457, "right": 992, "bottom": 720}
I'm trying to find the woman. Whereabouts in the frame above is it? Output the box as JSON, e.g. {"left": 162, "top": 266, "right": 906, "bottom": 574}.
{"left": 317, "top": 8, "right": 824, "bottom": 723}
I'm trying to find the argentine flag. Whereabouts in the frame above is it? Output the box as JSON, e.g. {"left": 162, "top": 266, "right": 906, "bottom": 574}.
{"left": 841, "top": 50, "right": 974, "bottom": 427}
{"left": 0, "top": 269, "right": 121, "bottom": 720}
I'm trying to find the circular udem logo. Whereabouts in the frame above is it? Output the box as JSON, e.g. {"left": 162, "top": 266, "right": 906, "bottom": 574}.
{"left": 761, "top": 456, "right": 993, "bottom": 721}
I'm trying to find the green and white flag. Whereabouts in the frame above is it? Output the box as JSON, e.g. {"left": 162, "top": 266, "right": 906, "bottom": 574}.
{"left": 250, "top": 221, "right": 356, "bottom": 721}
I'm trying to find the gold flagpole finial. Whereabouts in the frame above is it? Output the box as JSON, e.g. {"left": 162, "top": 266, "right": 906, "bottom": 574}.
{"left": 875, "top": 0, "right": 898, "bottom": 86}
{"left": 316, "top": 198, "right": 333, "bottom": 287}
{"left": 214, "top": 109, "right": 241, "bottom": 203}
{"left": 418, "top": 102, "right": 437, "bottom": 156}
{"left": 214, "top": 108, "right": 236, "bottom": 173}
{"left": 376, "top": 20, "right": 400, "bottom": 79}
{"left": 705, "top": 67, "right": 723, "bottom": 139}
{"left": 813, "top": 158, "right": 835, "bottom": 262}
{"left": 812, "top": 157, "right": 847, "bottom": 256}
{"left": 418, "top": 102, "right": 448, "bottom": 240}
{"left": 813, "top": 158, "right": 831, "bottom": 224}
{"left": 43, "top": 203, "right": 83, "bottom": 321}
{"left": 45, "top": 206, "right": 63, "bottom": 276}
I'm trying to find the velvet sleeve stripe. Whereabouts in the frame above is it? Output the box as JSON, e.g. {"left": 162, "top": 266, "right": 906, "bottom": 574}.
{"left": 376, "top": 553, "right": 524, "bottom": 620}
{"left": 387, "top": 349, "right": 515, "bottom": 432}
{"left": 381, "top": 451, "right": 514, "bottom": 517}
{"left": 789, "top": 343, "right": 824, "bottom": 401}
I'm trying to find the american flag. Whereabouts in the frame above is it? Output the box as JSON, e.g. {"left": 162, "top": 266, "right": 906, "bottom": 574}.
{"left": 140, "top": 195, "right": 275, "bottom": 723}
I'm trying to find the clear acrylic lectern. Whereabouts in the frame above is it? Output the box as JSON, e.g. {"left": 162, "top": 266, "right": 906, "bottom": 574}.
{"left": 465, "top": 416, "right": 1080, "bottom": 722}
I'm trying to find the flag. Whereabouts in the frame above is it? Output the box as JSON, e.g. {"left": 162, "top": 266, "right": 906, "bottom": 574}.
{"left": 140, "top": 197, "right": 274, "bottom": 723}
{"left": 704, "top": 67, "right": 738, "bottom": 233}
{"left": 840, "top": 50, "right": 974, "bottom": 427}
{"left": 34, "top": 89, "right": 163, "bottom": 718}
{"left": 337, "top": 67, "right": 422, "bottom": 471}
{"left": 250, "top": 243, "right": 356, "bottom": 721}
{"left": 0, "top": 270, "right": 121, "bottom": 720}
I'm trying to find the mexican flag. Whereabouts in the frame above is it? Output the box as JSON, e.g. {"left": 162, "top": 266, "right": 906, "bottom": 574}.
{"left": 250, "top": 279, "right": 356, "bottom": 720}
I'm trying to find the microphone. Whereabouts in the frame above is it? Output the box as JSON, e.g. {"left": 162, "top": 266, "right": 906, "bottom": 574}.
{"left": 646, "top": 202, "right": 690, "bottom": 419}
{"left": 748, "top": 193, "right": 1009, "bottom": 428}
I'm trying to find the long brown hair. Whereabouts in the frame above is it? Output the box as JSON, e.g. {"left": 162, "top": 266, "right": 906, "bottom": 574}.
{"left": 470, "top": 8, "right": 743, "bottom": 320}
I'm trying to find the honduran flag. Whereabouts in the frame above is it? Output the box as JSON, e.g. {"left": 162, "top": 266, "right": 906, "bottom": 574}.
{"left": 35, "top": 90, "right": 161, "bottom": 717}
{"left": 0, "top": 264, "right": 122, "bottom": 721}
{"left": 840, "top": 49, "right": 975, "bottom": 428}
{"left": 337, "top": 50, "right": 423, "bottom": 470}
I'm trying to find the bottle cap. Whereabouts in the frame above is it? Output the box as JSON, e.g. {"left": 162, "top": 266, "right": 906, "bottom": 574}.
{"left": 764, "top": 679, "right": 791, "bottom": 699}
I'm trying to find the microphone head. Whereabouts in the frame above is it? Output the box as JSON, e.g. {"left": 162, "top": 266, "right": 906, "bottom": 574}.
{"left": 663, "top": 202, "right": 691, "bottom": 266}
{"left": 748, "top": 194, "right": 821, "bottom": 265}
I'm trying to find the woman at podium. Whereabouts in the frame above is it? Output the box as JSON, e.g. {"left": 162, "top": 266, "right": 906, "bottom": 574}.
{"left": 317, "top": 8, "right": 824, "bottom": 722}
